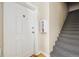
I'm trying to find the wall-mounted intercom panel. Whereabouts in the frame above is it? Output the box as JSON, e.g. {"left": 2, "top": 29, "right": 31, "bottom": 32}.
{"left": 40, "top": 19, "right": 48, "bottom": 33}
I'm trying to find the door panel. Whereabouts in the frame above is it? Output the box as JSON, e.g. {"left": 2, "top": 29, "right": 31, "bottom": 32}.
{"left": 16, "top": 4, "right": 34, "bottom": 56}
{"left": 4, "top": 3, "right": 35, "bottom": 57}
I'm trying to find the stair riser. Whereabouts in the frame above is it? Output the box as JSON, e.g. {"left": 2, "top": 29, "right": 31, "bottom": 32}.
{"left": 61, "top": 31, "right": 79, "bottom": 35}
{"left": 52, "top": 45, "right": 79, "bottom": 57}
{"left": 60, "top": 34, "right": 79, "bottom": 39}
{"left": 56, "top": 41, "right": 79, "bottom": 55}
{"left": 58, "top": 38, "right": 79, "bottom": 46}
{"left": 62, "top": 28, "right": 79, "bottom": 31}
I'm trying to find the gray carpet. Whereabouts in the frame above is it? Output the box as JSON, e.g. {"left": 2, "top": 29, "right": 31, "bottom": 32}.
{"left": 50, "top": 9, "right": 79, "bottom": 57}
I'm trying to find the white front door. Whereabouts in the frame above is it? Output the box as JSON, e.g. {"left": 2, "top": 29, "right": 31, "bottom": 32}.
{"left": 16, "top": 3, "right": 35, "bottom": 57}
{"left": 3, "top": 3, "right": 36, "bottom": 57}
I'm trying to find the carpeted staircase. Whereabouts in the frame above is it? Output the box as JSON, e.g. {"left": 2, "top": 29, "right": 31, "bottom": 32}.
{"left": 50, "top": 9, "right": 79, "bottom": 57}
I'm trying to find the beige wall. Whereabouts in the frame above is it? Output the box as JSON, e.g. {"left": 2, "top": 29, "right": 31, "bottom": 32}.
{"left": 38, "top": 3, "right": 50, "bottom": 55}
{"left": 49, "top": 2, "right": 68, "bottom": 52}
